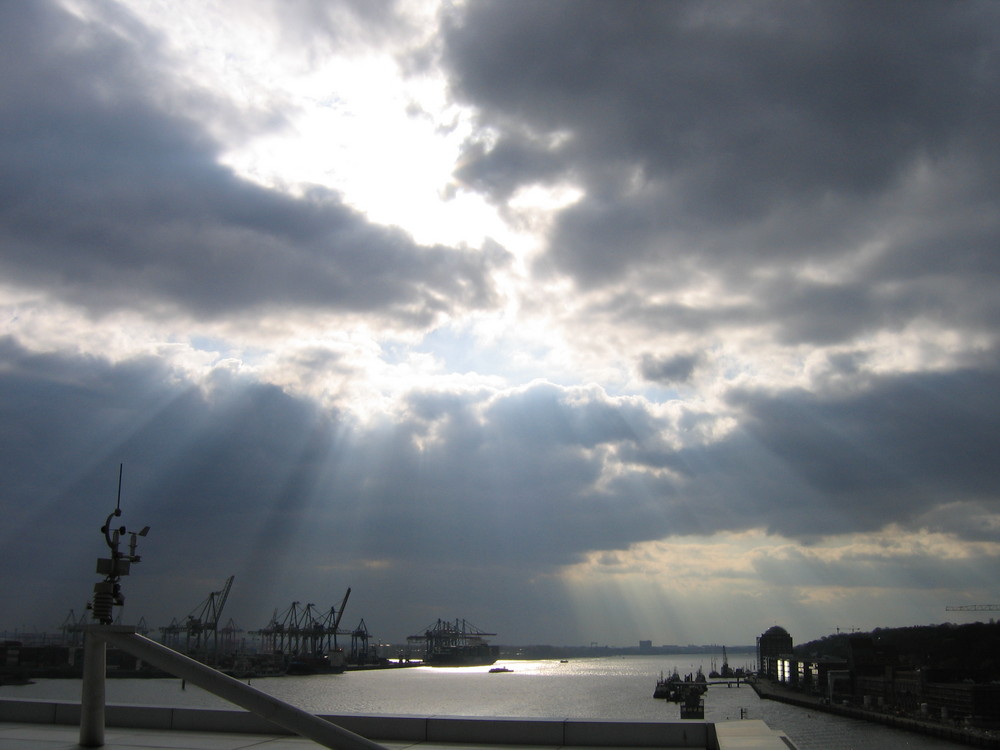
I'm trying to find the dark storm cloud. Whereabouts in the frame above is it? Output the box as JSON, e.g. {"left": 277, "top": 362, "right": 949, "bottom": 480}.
{"left": 0, "top": 336, "right": 353, "bottom": 629}
{"left": 443, "top": 0, "right": 999, "bottom": 216}
{"left": 5, "top": 0, "right": 1000, "bottom": 643}
{"left": 5, "top": 339, "right": 1000, "bottom": 633}
{"left": 751, "top": 545, "right": 999, "bottom": 592}
{"left": 0, "top": 342, "right": 650, "bottom": 631}
{"left": 738, "top": 366, "right": 1000, "bottom": 500}
{"left": 643, "top": 363, "right": 1000, "bottom": 540}
{"left": 0, "top": 1, "right": 503, "bottom": 325}
{"left": 439, "top": 0, "right": 1000, "bottom": 341}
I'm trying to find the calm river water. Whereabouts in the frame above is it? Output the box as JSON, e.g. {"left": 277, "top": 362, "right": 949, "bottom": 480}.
{"left": 0, "top": 654, "right": 972, "bottom": 749}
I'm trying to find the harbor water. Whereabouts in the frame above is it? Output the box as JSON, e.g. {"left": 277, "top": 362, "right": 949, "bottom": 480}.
{"left": 0, "top": 654, "right": 972, "bottom": 749}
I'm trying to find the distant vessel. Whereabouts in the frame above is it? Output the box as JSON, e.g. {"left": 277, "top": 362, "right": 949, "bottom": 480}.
{"left": 653, "top": 671, "right": 673, "bottom": 699}
{"left": 407, "top": 618, "right": 499, "bottom": 667}
{"left": 654, "top": 669, "right": 682, "bottom": 699}
{"left": 709, "top": 646, "right": 736, "bottom": 679}
{"left": 654, "top": 668, "right": 708, "bottom": 702}
{"left": 286, "top": 648, "right": 347, "bottom": 675}
{"left": 489, "top": 666, "right": 513, "bottom": 673}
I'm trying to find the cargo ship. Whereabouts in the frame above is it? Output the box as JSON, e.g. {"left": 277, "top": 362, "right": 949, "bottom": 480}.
{"left": 407, "top": 618, "right": 499, "bottom": 667}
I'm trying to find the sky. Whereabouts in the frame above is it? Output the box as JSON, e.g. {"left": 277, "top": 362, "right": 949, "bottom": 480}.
{"left": 2, "top": 0, "right": 1000, "bottom": 649}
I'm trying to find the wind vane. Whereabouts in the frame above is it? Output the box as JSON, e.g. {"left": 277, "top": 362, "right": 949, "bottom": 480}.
{"left": 89, "top": 464, "right": 150, "bottom": 624}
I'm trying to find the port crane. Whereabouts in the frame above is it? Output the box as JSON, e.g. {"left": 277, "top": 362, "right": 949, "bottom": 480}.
{"left": 61, "top": 609, "right": 89, "bottom": 647}
{"left": 256, "top": 588, "right": 352, "bottom": 655}
{"left": 350, "top": 618, "right": 374, "bottom": 664}
{"left": 407, "top": 618, "right": 498, "bottom": 665}
{"left": 159, "top": 575, "right": 235, "bottom": 658}
{"left": 218, "top": 617, "right": 244, "bottom": 653}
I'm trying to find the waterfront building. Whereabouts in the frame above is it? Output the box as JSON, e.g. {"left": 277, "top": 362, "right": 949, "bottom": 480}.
{"left": 852, "top": 667, "right": 1000, "bottom": 723}
{"left": 769, "top": 632, "right": 1000, "bottom": 726}
{"left": 756, "top": 625, "right": 793, "bottom": 680}
{"left": 775, "top": 655, "right": 849, "bottom": 696}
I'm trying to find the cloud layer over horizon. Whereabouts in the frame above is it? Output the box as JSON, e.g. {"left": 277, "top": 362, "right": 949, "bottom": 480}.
{"left": 2, "top": 0, "right": 999, "bottom": 646}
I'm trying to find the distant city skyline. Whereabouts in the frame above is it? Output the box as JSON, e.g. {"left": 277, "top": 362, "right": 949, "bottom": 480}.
{"left": 2, "top": 0, "right": 1000, "bottom": 647}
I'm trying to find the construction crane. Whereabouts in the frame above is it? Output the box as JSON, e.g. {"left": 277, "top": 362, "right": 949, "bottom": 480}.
{"left": 945, "top": 604, "right": 1000, "bottom": 611}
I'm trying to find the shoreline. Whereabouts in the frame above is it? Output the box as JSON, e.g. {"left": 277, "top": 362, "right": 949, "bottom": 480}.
{"left": 751, "top": 678, "right": 1000, "bottom": 748}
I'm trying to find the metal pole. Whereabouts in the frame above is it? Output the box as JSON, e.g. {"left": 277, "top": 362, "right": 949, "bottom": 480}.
{"left": 97, "top": 631, "right": 386, "bottom": 750}
{"left": 79, "top": 630, "right": 107, "bottom": 747}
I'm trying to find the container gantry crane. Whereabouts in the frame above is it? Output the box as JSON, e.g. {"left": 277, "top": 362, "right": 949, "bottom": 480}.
{"left": 158, "top": 575, "right": 234, "bottom": 660}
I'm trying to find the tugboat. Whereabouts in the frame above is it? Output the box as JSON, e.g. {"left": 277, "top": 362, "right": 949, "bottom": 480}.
{"left": 654, "top": 670, "right": 675, "bottom": 699}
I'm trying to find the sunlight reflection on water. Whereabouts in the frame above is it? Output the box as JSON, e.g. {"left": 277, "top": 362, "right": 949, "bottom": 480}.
{"left": 0, "top": 655, "right": 969, "bottom": 749}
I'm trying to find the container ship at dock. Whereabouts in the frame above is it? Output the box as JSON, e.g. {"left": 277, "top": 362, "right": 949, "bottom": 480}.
{"left": 407, "top": 618, "right": 499, "bottom": 667}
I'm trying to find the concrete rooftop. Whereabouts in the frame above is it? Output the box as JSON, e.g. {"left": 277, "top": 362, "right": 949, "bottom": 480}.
{"left": 0, "top": 698, "right": 795, "bottom": 750}
{"left": 0, "top": 719, "right": 796, "bottom": 750}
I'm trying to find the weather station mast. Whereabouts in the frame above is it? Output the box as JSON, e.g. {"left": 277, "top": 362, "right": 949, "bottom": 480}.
{"left": 76, "top": 468, "right": 387, "bottom": 750}
{"left": 89, "top": 465, "right": 150, "bottom": 624}
{"left": 80, "top": 464, "right": 152, "bottom": 746}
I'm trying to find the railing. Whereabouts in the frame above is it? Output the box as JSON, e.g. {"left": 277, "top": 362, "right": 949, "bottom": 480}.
{"left": 79, "top": 625, "right": 387, "bottom": 750}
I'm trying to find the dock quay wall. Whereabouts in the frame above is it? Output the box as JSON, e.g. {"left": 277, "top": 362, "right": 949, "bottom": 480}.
{"left": 1, "top": 698, "right": 715, "bottom": 747}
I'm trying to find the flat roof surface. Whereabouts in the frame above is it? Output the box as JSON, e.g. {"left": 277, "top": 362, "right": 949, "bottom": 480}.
{"left": 0, "top": 720, "right": 795, "bottom": 750}
{"left": 0, "top": 721, "right": 704, "bottom": 750}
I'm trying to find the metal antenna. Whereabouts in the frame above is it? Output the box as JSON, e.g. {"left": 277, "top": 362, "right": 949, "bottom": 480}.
{"left": 89, "top": 465, "right": 150, "bottom": 624}
{"left": 116, "top": 463, "right": 123, "bottom": 512}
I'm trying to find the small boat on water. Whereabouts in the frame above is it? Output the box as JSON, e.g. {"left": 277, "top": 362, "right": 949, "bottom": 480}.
{"left": 489, "top": 666, "right": 513, "bottom": 673}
